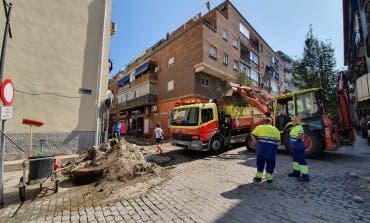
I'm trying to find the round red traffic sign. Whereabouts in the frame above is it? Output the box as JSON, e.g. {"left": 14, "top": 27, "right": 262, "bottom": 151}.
{"left": 0, "top": 79, "right": 14, "bottom": 106}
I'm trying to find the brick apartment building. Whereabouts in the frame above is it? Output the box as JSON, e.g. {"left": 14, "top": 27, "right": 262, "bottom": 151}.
{"left": 277, "top": 51, "right": 299, "bottom": 93}
{"left": 343, "top": 0, "right": 370, "bottom": 116}
{"left": 110, "top": 0, "right": 284, "bottom": 137}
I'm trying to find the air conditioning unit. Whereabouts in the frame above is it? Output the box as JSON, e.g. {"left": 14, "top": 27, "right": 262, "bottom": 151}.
{"left": 154, "top": 66, "right": 160, "bottom": 73}
{"left": 110, "top": 22, "right": 117, "bottom": 36}
{"left": 151, "top": 105, "right": 158, "bottom": 112}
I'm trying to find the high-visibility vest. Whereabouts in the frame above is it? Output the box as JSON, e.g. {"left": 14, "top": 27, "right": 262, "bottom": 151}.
{"left": 251, "top": 124, "right": 280, "bottom": 159}
{"left": 290, "top": 124, "right": 304, "bottom": 142}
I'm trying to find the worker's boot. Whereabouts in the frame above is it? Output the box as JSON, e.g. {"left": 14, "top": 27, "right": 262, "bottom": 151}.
{"left": 253, "top": 177, "right": 262, "bottom": 182}
{"left": 288, "top": 170, "right": 300, "bottom": 178}
{"left": 265, "top": 173, "right": 273, "bottom": 183}
{"left": 254, "top": 172, "right": 263, "bottom": 182}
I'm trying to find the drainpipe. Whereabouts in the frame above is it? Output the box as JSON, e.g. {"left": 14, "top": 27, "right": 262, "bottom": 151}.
{"left": 95, "top": 0, "right": 107, "bottom": 146}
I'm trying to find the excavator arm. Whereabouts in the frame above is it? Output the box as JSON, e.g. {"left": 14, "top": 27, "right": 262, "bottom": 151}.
{"left": 337, "top": 71, "right": 355, "bottom": 144}
{"left": 227, "top": 82, "right": 273, "bottom": 115}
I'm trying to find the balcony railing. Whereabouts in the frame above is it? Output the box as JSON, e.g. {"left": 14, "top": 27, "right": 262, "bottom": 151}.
{"left": 240, "top": 57, "right": 259, "bottom": 71}
{"left": 117, "top": 94, "right": 157, "bottom": 110}
{"left": 129, "top": 73, "right": 157, "bottom": 89}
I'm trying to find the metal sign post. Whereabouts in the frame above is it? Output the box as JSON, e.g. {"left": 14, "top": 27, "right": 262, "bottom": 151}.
{"left": 0, "top": 0, "right": 12, "bottom": 209}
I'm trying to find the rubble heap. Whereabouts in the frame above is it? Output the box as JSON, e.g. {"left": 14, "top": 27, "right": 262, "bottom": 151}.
{"left": 69, "top": 139, "right": 157, "bottom": 185}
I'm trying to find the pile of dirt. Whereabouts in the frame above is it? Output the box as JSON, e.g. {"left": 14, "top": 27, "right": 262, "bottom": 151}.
{"left": 67, "top": 139, "right": 158, "bottom": 185}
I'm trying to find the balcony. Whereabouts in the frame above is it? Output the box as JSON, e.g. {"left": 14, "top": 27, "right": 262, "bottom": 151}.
{"left": 194, "top": 62, "right": 235, "bottom": 80}
{"left": 129, "top": 73, "right": 157, "bottom": 88}
{"left": 239, "top": 33, "right": 250, "bottom": 46}
{"left": 249, "top": 37, "right": 259, "bottom": 53}
{"left": 117, "top": 94, "right": 157, "bottom": 110}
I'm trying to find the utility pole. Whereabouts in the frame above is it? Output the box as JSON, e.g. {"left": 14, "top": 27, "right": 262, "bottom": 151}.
{"left": 0, "top": 0, "right": 12, "bottom": 208}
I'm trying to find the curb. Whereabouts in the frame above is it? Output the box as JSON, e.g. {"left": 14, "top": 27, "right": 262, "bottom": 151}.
{"left": 4, "top": 154, "right": 79, "bottom": 173}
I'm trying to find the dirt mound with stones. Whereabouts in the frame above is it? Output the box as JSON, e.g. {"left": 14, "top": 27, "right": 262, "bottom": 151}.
{"left": 68, "top": 139, "right": 159, "bottom": 185}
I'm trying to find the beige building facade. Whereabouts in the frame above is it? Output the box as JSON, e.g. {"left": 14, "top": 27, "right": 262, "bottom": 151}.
{"left": 0, "top": 0, "right": 112, "bottom": 160}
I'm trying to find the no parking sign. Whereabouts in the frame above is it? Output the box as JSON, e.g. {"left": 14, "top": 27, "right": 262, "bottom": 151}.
{"left": 0, "top": 79, "right": 14, "bottom": 120}
{"left": 0, "top": 78, "right": 14, "bottom": 106}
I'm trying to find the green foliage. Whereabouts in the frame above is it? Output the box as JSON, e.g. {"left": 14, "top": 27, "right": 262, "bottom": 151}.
{"left": 236, "top": 72, "right": 252, "bottom": 87}
{"left": 292, "top": 26, "right": 338, "bottom": 115}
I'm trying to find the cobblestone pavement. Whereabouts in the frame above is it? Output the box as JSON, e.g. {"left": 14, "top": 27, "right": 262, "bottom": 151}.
{"left": 1, "top": 137, "right": 370, "bottom": 223}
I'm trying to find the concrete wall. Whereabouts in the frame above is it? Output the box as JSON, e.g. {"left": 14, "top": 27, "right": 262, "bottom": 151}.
{"left": 0, "top": 0, "right": 112, "bottom": 160}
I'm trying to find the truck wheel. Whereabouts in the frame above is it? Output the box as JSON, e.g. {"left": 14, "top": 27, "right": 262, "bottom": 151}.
{"left": 245, "top": 134, "right": 255, "bottom": 152}
{"left": 210, "top": 136, "right": 224, "bottom": 154}
{"left": 282, "top": 130, "right": 291, "bottom": 153}
{"left": 303, "top": 129, "right": 323, "bottom": 158}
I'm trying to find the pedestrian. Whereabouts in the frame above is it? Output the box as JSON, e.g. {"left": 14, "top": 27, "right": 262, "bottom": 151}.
{"left": 360, "top": 115, "right": 367, "bottom": 138}
{"left": 288, "top": 116, "right": 309, "bottom": 182}
{"left": 113, "top": 121, "right": 122, "bottom": 139}
{"left": 153, "top": 124, "right": 164, "bottom": 154}
{"left": 120, "top": 120, "right": 127, "bottom": 139}
{"left": 251, "top": 117, "right": 281, "bottom": 183}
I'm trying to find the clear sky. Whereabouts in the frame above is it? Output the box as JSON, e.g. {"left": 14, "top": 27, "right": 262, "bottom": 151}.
{"left": 110, "top": 0, "right": 343, "bottom": 78}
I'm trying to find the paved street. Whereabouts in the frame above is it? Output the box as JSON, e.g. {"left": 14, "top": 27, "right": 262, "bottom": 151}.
{"left": 0, "top": 137, "right": 369, "bottom": 223}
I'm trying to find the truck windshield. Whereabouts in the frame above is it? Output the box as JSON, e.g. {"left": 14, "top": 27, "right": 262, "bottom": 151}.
{"left": 171, "top": 107, "right": 199, "bottom": 126}
{"left": 296, "top": 92, "right": 319, "bottom": 118}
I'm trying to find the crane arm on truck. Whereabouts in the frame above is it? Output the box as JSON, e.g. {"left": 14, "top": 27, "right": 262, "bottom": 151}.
{"left": 228, "top": 82, "right": 273, "bottom": 115}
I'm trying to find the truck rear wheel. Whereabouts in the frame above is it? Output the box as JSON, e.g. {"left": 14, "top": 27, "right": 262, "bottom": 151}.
{"left": 210, "top": 135, "right": 224, "bottom": 154}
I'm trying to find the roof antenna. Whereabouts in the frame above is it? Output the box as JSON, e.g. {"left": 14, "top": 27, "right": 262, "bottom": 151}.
{"left": 206, "top": 1, "right": 210, "bottom": 12}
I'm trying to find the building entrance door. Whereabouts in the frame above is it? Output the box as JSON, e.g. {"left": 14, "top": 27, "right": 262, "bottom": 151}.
{"left": 136, "top": 116, "right": 144, "bottom": 136}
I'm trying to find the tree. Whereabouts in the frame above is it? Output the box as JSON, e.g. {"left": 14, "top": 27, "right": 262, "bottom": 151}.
{"left": 236, "top": 72, "right": 252, "bottom": 87}
{"left": 292, "top": 26, "right": 338, "bottom": 114}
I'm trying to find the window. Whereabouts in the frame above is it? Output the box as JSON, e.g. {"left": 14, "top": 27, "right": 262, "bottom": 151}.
{"left": 168, "top": 57, "right": 175, "bottom": 68}
{"left": 239, "top": 22, "right": 250, "bottom": 39}
{"left": 171, "top": 107, "right": 199, "bottom": 126}
{"left": 233, "top": 60, "right": 239, "bottom": 70}
{"left": 223, "top": 53, "right": 228, "bottom": 65}
{"left": 201, "top": 78, "right": 209, "bottom": 87}
{"left": 167, "top": 80, "right": 174, "bottom": 91}
{"left": 201, "top": 108, "right": 214, "bottom": 123}
{"left": 233, "top": 39, "right": 238, "bottom": 49}
{"left": 296, "top": 92, "right": 318, "bottom": 119}
{"left": 272, "top": 82, "right": 279, "bottom": 93}
{"left": 272, "top": 56, "right": 279, "bottom": 66}
{"left": 210, "top": 46, "right": 217, "bottom": 59}
{"left": 129, "top": 71, "right": 135, "bottom": 83}
{"left": 223, "top": 30, "right": 228, "bottom": 40}
{"left": 240, "top": 63, "right": 251, "bottom": 77}
{"left": 250, "top": 69, "right": 259, "bottom": 83}
{"left": 250, "top": 51, "right": 259, "bottom": 65}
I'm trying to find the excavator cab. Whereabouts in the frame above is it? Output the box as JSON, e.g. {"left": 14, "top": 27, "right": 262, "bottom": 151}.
{"left": 273, "top": 88, "right": 324, "bottom": 129}
{"left": 273, "top": 88, "right": 326, "bottom": 156}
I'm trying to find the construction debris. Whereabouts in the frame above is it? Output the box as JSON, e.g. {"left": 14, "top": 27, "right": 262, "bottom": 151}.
{"left": 67, "top": 139, "right": 158, "bottom": 185}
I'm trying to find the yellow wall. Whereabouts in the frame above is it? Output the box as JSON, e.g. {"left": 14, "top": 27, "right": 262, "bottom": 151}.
{"left": 0, "top": 0, "right": 111, "bottom": 133}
